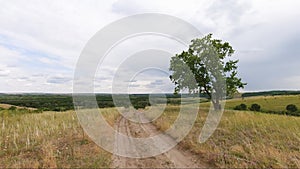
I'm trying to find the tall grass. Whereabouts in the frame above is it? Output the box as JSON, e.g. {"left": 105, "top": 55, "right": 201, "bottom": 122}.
{"left": 0, "top": 108, "right": 119, "bottom": 168}
{"left": 151, "top": 106, "right": 300, "bottom": 168}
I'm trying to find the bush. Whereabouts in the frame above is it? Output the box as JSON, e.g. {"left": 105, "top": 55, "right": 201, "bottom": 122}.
{"left": 286, "top": 104, "right": 298, "bottom": 112}
{"left": 132, "top": 101, "right": 149, "bottom": 109}
{"left": 249, "top": 103, "right": 261, "bottom": 111}
{"left": 286, "top": 111, "right": 300, "bottom": 117}
{"left": 234, "top": 103, "right": 247, "bottom": 110}
{"left": 8, "top": 106, "right": 17, "bottom": 111}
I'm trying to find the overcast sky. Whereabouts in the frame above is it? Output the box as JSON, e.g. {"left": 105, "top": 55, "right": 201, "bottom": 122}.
{"left": 0, "top": 0, "right": 300, "bottom": 93}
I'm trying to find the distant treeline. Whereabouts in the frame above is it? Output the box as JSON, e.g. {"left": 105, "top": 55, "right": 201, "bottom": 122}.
{"left": 242, "top": 90, "right": 300, "bottom": 98}
{"left": 2, "top": 91, "right": 298, "bottom": 112}
{"left": 0, "top": 93, "right": 202, "bottom": 112}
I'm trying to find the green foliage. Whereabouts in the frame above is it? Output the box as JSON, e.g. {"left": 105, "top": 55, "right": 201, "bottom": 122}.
{"left": 0, "top": 94, "right": 182, "bottom": 111}
{"left": 0, "top": 94, "right": 74, "bottom": 111}
{"left": 286, "top": 111, "right": 300, "bottom": 116}
{"left": 169, "top": 33, "right": 246, "bottom": 110}
{"left": 132, "top": 101, "right": 149, "bottom": 109}
{"left": 249, "top": 103, "right": 261, "bottom": 112}
{"left": 242, "top": 90, "right": 300, "bottom": 97}
{"left": 286, "top": 104, "right": 298, "bottom": 112}
{"left": 8, "top": 106, "right": 17, "bottom": 111}
{"left": 234, "top": 103, "right": 247, "bottom": 110}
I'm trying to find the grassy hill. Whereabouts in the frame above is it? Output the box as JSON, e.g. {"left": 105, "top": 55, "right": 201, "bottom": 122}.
{"left": 199, "top": 95, "right": 300, "bottom": 116}
{"left": 151, "top": 105, "right": 300, "bottom": 168}
{"left": 0, "top": 95, "right": 299, "bottom": 168}
{"left": 225, "top": 95, "right": 300, "bottom": 112}
{"left": 0, "top": 108, "right": 119, "bottom": 168}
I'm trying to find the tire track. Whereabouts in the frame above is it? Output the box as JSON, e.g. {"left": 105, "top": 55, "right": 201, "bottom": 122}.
{"left": 138, "top": 113, "right": 208, "bottom": 168}
{"left": 112, "top": 112, "right": 208, "bottom": 168}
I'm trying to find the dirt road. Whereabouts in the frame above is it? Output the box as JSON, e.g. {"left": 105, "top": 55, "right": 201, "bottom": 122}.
{"left": 112, "top": 112, "right": 208, "bottom": 168}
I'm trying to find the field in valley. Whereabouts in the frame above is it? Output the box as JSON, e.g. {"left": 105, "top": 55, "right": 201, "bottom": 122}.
{"left": 0, "top": 95, "right": 299, "bottom": 168}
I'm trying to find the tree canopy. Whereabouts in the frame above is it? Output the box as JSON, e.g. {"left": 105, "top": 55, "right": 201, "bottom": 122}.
{"left": 169, "top": 33, "right": 246, "bottom": 110}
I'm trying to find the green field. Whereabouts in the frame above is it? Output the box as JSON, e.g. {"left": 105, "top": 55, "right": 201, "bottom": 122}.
{"left": 225, "top": 95, "right": 300, "bottom": 111}
{"left": 199, "top": 95, "right": 300, "bottom": 115}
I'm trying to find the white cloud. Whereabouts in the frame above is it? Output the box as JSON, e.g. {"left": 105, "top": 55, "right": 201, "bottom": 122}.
{"left": 0, "top": 0, "right": 300, "bottom": 92}
{"left": 0, "top": 69, "right": 10, "bottom": 77}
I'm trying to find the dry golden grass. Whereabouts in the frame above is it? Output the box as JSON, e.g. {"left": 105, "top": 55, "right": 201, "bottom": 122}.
{"left": 147, "top": 105, "right": 179, "bottom": 131}
{"left": 2, "top": 96, "right": 299, "bottom": 168}
{"left": 0, "top": 104, "right": 37, "bottom": 110}
{"left": 0, "top": 108, "right": 120, "bottom": 168}
{"left": 151, "top": 105, "right": 300, "bottom": 168}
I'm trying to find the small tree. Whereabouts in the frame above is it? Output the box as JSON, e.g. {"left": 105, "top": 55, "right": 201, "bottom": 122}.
{"left": 234, "top": 103, "right": 247, "bottom": 110}
{"left": 133, "top": 101, "right": 148, "bottom": 109}
{"left": 170, "top": 33, "right": 246, "bottom": 110}
{"left": 286, "top": 104, "right": 298, "bottom": 112}
{"left": 249, "top": 103, "right": 261, "bottom": 112}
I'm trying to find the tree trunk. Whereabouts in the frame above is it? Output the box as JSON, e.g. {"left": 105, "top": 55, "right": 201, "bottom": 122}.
{"left": 212, "top": 99, "right": 221, "bottom": 111}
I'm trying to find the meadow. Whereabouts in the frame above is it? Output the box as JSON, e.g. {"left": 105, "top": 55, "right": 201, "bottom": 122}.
{"left": 0, "top": 95, "right": 299, "bottom": 168}
{"left": 150, "top": 96, "right": 300, "bottom": 168}
{"left": 225, "top": 95, "right": 300, "bottom": 112}
{"left": 0, "top": 107, "right": 119, "bottom": 168}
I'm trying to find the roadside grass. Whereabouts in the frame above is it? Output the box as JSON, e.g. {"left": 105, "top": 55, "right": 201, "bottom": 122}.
{"left": 151, "top": 105, "right": 300, "bottom": 168}
{"left": 0, "top": 108, "right": 119, "bottom": 168}
{"left": 146, "top": 105, "right": 180, "bottom": 131}
{"left": 100, "top": 108, "right": 121, "bottom": 126}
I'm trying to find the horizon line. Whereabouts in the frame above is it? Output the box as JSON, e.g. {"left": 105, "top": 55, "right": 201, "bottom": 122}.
{"left": 1, "top": 89, "right": 300, "bottom": 95}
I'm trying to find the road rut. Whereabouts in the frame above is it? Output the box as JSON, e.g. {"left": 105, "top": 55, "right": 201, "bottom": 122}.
{"left": 112, "top": 112, "right": 208, "bottom": 168}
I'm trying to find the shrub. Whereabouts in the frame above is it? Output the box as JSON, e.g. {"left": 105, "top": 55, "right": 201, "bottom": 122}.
{"left": 133, "top": 101, "right": 149, "bottom": 109}
{"left": 234, "top": 103, "right": 247, "bottom": 110}
{"left": 286, "top": 104, "right": 298, "bottom": 112}
{"left": 287, "top": 111, "right": 300, "bottom": 117}
{"left": 249, "top": 103, "right": 261, "bottom": 111}
{"left": 8, "top": 106, "right": 17, "bottom": 111}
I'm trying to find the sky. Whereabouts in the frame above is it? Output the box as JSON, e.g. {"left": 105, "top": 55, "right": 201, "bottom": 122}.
{"left": 0, "top": 0, "right": 300, "bottom": 93}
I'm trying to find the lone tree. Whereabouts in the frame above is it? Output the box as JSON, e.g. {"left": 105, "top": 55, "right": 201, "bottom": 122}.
{"left": 234, "top": 103, "right": 247, "bottom": 110}
{"left": 169, "top": 33, "right": 246, "bottom": 110}
{"left": 249, "top": 103, "right": 261, "bottom": 112}
{"left": 286, "top": 104, "right": 298, "bottom": 112}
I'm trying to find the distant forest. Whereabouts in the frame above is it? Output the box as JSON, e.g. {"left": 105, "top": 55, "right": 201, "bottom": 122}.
{"left": 0, "top": 93, "right": 184, "bottom": 111}
{"left": 241, "top": 90, "right": 300, "bottom": 97}
{"left": 0, "top": 90, "right": 300, "bottom": 111}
